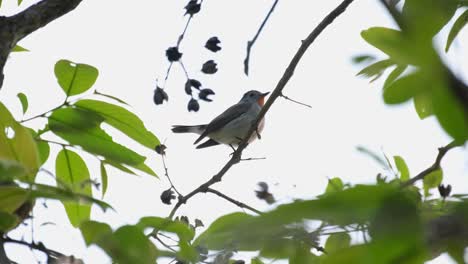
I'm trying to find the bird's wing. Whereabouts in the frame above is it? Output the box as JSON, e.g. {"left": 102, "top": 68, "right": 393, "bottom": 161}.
{"left": 194, "top": 102, "right": 251, "bottom": 144}
{"left": 196, "top": 139, "right": 220, "bottom": 149}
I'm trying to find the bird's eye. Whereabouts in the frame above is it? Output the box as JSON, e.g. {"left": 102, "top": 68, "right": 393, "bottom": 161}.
{"left": 249, "top": 93, "right": 254, "bottom": 97}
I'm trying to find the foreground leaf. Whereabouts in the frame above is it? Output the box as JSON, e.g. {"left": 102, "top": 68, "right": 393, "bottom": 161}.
{"left": 446, "top": 9, "right": 468, "bottom": 52}
{"left": 56, "top": 149, "right": 92, "bottom": 227}
{"left": 17, "top": 93, "right": 28, "bottom": 114}
{"left": 54, "top": 60, "right": 98, "bottom": 97}
{"left": 0, "top": 103, "right": 40, "bottom": 181}
{"left": 394, "top": 156, "right": 410, "bottom": 181}
{"left": 75, "top": 99, "right": 160, "bottom": 150}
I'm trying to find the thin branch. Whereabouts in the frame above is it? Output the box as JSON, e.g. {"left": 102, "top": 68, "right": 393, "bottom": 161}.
{"left": 4, "top": 236, "right": 65, "bottom": 261}
{"left": 168, "top": 0, "right": 355, "bottom": 219}
{"left": 244, "top": 0, "right": 279, "bottom": 75}
{"left": 280, "top": 93, "right": 312, "bottom": 108}
{"left": 153, "top": 235, "right": 177, "bottom": 252}
{"left": 401, "top": 141, "right": 463, "bottom": 188}
{"left": 161, "top": 154, "right": 182, "bottom": 197}
{"left": 206, "top": 188, "right": 262, "bottom": 215}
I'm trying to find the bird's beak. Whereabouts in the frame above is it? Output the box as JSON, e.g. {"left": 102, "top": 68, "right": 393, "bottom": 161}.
{"left": 261, "top": 92, "right": 270, "bottom": 97}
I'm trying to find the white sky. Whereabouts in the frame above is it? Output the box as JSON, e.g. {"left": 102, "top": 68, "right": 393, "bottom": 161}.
{"left": 0, "top": 0, "right": 467, "bottom": 263}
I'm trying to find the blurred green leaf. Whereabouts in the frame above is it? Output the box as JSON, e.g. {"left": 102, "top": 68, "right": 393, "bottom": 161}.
{"left": 432, "top": 85, "right": 468, "bottom": 142}
{"left": 325, "top": 233, "right": 351, "bottom": 254}
{"left": 111, "top": 225, "right": 158, "bottom": 264}
{"left": 325, "top": 177, "right": 344, "bottom": 193}
{"left": 194, "top": 212, "right": 255, "bottom": 249}
{"left": 80, "top": 220, "right": 112, "bottom": 246}
{"left": 29, "top": 183, "right": 111, "bottom": 212}
{"left": 12, "top": 45, "right": 29, "bottom": 52}
{"left": 383, "top": 71, "right": 426, "bottom": 104}
{"left": 17, "top": 93, "right": 28, "bottom": 114}
{"left": 0, "top": 186, "right": 27, "bottom": 213}
{"left": 357, "top": 59, "right": 395, "bottom": 82}
{"left": 446, "top": 9, "right": 468, "bottom": 52}
{"left": 383, "top": 65, "right": 407, "bottom": 88}
{"left": 259, "top": 238, "right": 298, "bottom": 259}
{"left": 178, "top": 240, "right": 198, "bottom": 263}
{"left": 352, "top": 54, "right": 376, "bottom": 64}
{"left": 48, "top": 107, "right": 145, "bottom": 166}
{"left": 361, "top": 27, "right": 414, "bottom": 65}
{"left": 82, "top": 223, "right": 158, "bottom": 264}
{"left": 423, "top": 169, "right": 443, "bottom": 197}
{"left": 0, "top": 159, "right": 27, "bottom": 182}
{"left": 75, "top": 100, "right": 160, "bottom": 150}
{"left": 356, "top": 146, "right": 388, "bottom": 169}
{"left": 402, "top": 0, "right": 458, "bottom": 40}
{"left": 0, "top": 103, "right": 40, "bottom": 180}
{"left": 138, "top": 216, "right": 195, "bottom": 242}
{"left": 413, "top": 92, "right": 434, "bottom": 119}
{"left": 251, "top": 257, "right": 265, "bottom": 264}
{"left": 56, "top": 149, "right": 92, "bottom": 227}
{"left": 0, "top": 211, "right": 18, "bottom": 232}
{"left": 290, "top": 246, "right": 319, "bottom": 264}
{"left": 393, "top": 156, "right": 410, "bottom": 181}
{"left": 54, "top": 60, "right": 98, "bottom": 97}
{"left": 100, "top": 162, "right": 108, "bottom": 198}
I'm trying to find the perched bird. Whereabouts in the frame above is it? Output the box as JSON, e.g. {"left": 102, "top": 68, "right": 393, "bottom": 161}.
{"left": 172, "top": 90, "right": 269, "bottom": 149}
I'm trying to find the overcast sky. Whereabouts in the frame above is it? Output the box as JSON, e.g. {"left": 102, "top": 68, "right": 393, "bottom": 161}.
{"left": 1, "top": 0, "right": 467, "bottom": 263}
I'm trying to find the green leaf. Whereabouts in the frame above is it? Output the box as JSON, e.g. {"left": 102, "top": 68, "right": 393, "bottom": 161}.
{"left": 383, "top": 65, "right": 407, "bottom": 88}
{"left": 361, "top": 27, "right": 413, "bottom": 65}
{"left": 29, "top": 183, "right": 111, "bottom": 212}
{"left": 423, "top": 169, "right": 443, "bottom": 197}
{"left": 17, "top": 93, "right": 28, "bottom": 114}
{"left": 446, "top": 9, "right": 468, "bottom": 52}
{"left": 393, "top": 156, "right": 410, "bottom": 181}
{"left": 325, "top": 177, "right": 344, "bottom": 193}
{"left": 194, "top": 212, "right": 255, "bottom": 249}
{"left": 138, "top": 217, "right": 195, "bottom": 242}
{"left": 259, "top": 239, "right": 298, "bottom": 259}
{"left": 0, "top": 159, "right": 27, "bottom": 182}
{"left": 131, "top": 162, "right": 157, "bottom": 177}
{"left": 356, "top": 146, "right": 388, "bottom": 169}
{"left": 351, "top": 54, "right": 376, "bottom": 64}
{"left": 413, "top": 92, "right": 434, "bottom": 119}
{"left": 383, "top": 71, "right": 426, "bottom": 104}
{"left": 12, "top": 45, "right": 29, "bottom": 52}
{"left": 94, "top": 91, "right": 130, "bottom": 106}
{"left": 402, "top": 0, "right": 458, "bottom": 40}
{"left": 0, "top": 103, "right": 40, "bottom": 180}
{"left": 0, "top": 211, "right": 19, "bottom": 232}
{"left": 252, "top": 257, "right": 265, "bottom": 264}
{"left": 325, "top": 233, "right": 351, "bottom": 254}
{"left": 112, "top": 225, "right": 158, "bottom": 264}
{"left": 0, "top": 186, "right": 28, "bottom": 213}
{"left": 74, "top": 99, "right": 160, "bottom": 150}
{"left": 100, "top": 162, "right": 108, "bottom": 198}
{"left": 48, "top": 107, "right": 145, "bottom": 166}
{"left": 80, "top": 220, "right": 112, "bottom": 246}
{"left": 432, "top": 85, "right": 468, "bottom": 142}
{"left": 36, "top": 140, "right": 50, "bottom": 165}
{"left": 357, "top": 59, "right": 395, "bottom": 82}
{"left": 54, "top": 60, "right": 98, "bottom": 97}
{"left": 103, "top": 159, "right": 136, "bottom": 175}
{"left": 56, "top": 149, "right": 92, "bottom": 227}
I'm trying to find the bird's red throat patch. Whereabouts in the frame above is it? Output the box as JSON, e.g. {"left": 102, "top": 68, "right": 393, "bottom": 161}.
{"left": 257, "top": 97, "right": 265, "bottom": 106}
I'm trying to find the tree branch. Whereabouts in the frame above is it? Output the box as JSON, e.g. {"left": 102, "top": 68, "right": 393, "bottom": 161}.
{"left": 244, "top": 0, "right": 279, "bottom": 75}
{"left": 206, "top": 188, "right": 262, "bottom": 215}
{"left": 3, "top": 236, "right": 66, "bottom": 262}
{"left": 168, "top": 0, "right": 355, "bottom": 219}
{"left": 401, "top": 141, "right": 462, "bottom": 188}
{"left": 0, "top": 0, "right": 83, "bottom": 89}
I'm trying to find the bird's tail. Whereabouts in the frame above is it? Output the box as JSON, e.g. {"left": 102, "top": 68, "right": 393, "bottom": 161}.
{"left": 171, "top": 125, "right": 206, "bottom": 135}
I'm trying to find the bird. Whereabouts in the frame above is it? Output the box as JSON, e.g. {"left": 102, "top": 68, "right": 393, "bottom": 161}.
{"left": 172, "top": 90, "right": 269, "bottom": 149}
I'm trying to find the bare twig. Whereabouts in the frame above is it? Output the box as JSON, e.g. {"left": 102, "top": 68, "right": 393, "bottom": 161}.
{"left": 280, "top": 93, "right": 312, "bottom": 108}
{"left": 244, "top": 0, "right": 279, "bottom": 75}
{"left": 168, "top": 0, "right": 355, "bottom": 219}
{"left": 206, "top": 188, "right": 262, "bottom": 215}
{"left": 161, "top": 154, "right": 182, "bottom": 197}
{"left": 4, "top": 236, "right": 65, "bottom": 261}
{"left": 401, "top": 141, "right": 462, "bottom": 188}
{"left": 153, "top": 235, "right": 177, "bottom": 252}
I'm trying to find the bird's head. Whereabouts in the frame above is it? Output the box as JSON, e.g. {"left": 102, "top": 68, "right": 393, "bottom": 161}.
{"left": 240, "top": 90, "right": 270, "bottom": 106}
